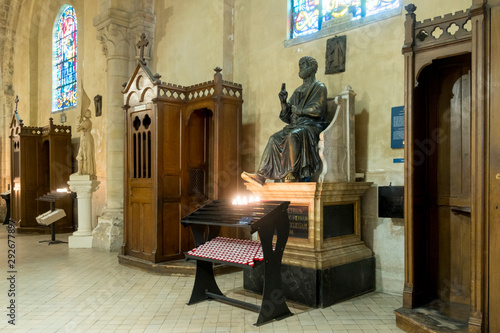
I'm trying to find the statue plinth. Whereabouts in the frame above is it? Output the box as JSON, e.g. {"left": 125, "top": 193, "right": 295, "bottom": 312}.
{"left": 67, "top": 173, "right": 100, "bottom": 248}
{"left": 243, "top": 181, "right": 374, "bottom": 307}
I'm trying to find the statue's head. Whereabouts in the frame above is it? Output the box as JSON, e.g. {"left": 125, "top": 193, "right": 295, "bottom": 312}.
{"left": 299, "top": 56, "right": 318, "bottom": 79}
{"left": 84, "top": 109, "right": 91, "bottom": 118}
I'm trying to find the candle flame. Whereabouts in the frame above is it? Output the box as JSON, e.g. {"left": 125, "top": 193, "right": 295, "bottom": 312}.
{"left": 231, "top": 195, "right": 260, "bottom": 205}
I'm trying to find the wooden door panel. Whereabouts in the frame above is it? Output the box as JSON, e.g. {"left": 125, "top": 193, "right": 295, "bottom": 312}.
{"left": 437, "top": 207, "right": 470, "bottom": 304}
{"left": 436, "top": 69, "right": 470, "bottom": 201}
{"left": 163, "top": 106, "right": 182, "bottom": 172}
{"left": 129, "top": 186, "right": 154, "bottom": 255}
{"left": 162, "top": 202, "right": 181, "bottom": 257}
{"left": 142, "top": 202, "right": 154, "bottom": 254}
{"left": 130, "top": 201, "right": 141, "bottom": 252}
{"left": 163, "top": 176, "right": 181, "bottom": 199}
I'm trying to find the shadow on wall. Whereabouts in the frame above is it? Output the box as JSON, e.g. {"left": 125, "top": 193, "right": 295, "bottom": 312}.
{"left": 241, "top": 122, "right": 256, "bottom": 175}
{"left": 356, "top": 108, "right": 369, "bottom": 173}
{"left": 153, "top": 3, "right": 174, "bottom": 66}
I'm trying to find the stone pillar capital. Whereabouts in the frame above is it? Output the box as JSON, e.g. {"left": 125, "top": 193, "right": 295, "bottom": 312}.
{"left": 67, "top": 174, "right": 101, "bottom": 198}
{"left": 93, "top": 5, "right": 156, "bottom": 60}
{"left": 94, "top": 16, "right": 130, "bottom": 58}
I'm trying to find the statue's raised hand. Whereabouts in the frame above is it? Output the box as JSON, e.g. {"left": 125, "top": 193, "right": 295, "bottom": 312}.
{"left": 279, "top": 83, "right": 288, "bottom": 103}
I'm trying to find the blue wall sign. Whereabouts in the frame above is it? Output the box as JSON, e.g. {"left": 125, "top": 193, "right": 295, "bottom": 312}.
{"left": 391, "top": 106, "right": 405, "bottom": 149}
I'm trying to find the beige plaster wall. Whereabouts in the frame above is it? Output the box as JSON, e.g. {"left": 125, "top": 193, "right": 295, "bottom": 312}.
{"left": 232, "top": 0, "right": 472, "bottom": 294}
{"left": 153, "top": 0, "right": 226, "bottom": 86}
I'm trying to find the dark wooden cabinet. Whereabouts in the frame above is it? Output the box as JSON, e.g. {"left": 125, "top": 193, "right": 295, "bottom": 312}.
{"left": 396, "top": 2, "right": 500, "bottom": 332}
{"left": 9, "top": 116, "right": 73, "bottom": 233}
{"left": 120, "top": 63, "right": 243, "bottom": 267}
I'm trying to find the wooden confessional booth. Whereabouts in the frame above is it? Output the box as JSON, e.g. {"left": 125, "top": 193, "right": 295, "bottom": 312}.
{"left": 9, "top": 115, "right": 73, "bottom": 233}
{"left": 119, "top": 62, "right": 243, "bottom": 272}
{"left": 395, "top": 2, "right": 500, "bottom": 332}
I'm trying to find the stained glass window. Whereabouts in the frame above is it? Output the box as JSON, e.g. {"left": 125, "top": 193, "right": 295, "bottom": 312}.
{"left": 52, "top": 5, "right": 77, "bottom": 112}
{"left": 292, "top": 0, "right": 320, "bottom": 38}
{"left": 291, "top": 0, "right": 399, "bottom": 39}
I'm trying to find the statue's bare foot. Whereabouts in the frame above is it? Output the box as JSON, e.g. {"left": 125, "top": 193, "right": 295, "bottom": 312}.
{"left": 241, "top": 172, "right": 265, "bottom": 186}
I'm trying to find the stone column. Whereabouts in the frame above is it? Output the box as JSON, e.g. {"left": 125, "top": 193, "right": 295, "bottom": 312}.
{"left": 68, "top": 174, "right": 100, "bottom": 248}
{"left": 92, "top": 17, "right": 129, "bottom": 252}
{"left": 92, "top": 2, "right": 155, "bottom": 252}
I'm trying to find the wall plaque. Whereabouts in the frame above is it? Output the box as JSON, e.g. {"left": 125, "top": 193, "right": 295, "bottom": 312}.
{"left": 391, "top": 106, "right": 404, "bottom": 148}
{"left": 325, "top": 35, "right": 346, "bottom": 74}
{"left": 288, "top": 205, "right": 309, "bottom": 239}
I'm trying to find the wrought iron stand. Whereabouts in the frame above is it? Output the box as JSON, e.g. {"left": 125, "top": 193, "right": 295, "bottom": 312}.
{"left": 36, "top": 192, "right": 69, "bottom": 245}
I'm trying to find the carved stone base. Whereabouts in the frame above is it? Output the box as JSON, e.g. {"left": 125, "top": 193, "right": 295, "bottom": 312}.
{"left": 92, "top": 209, "right": 123, "bottom": 252}
{"left": 244, "top": 257, "right": 375, "bottom": 308}
{"left": 244, "top": 182, "right": 373, "bottom": 270}
{"left": 243, "top": 181, "right": 374, "bottom": 306}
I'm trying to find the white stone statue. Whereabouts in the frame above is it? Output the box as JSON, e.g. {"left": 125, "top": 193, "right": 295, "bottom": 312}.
{"left": 76, "top": 108, "right": 96, "bottom": 177}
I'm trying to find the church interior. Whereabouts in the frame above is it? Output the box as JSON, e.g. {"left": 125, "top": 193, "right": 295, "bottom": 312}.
{"left": 1, "top": 0, "right": 499, "bottom": 332}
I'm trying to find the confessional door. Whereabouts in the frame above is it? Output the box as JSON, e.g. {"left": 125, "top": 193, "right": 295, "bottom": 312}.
{"left": 413, "top": 54, "right": 471, "bottom": 319}
{"left": 127, "top": 110, "right": 156, "bottom": 261}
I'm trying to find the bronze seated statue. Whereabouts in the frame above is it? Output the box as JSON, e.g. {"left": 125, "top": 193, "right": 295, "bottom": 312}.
{"left": 242, "top": 56, "right": 329, "bottom": 186}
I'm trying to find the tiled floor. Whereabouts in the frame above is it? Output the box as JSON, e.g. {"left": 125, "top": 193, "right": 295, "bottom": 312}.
{"left": 0, "top": 227, "right": 404, "bottom": 333}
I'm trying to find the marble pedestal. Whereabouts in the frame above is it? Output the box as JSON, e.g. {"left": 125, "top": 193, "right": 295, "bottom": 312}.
{"left": 244, "top": 181, "right": 374, "bottom": 307}
{"left": 67, "top": 174, "right": 100, "bottom": 248}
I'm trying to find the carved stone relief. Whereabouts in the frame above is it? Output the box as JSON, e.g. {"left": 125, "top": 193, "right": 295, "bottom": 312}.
{"left": 325, "top": 35, "right": 346, "bottom": 74}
